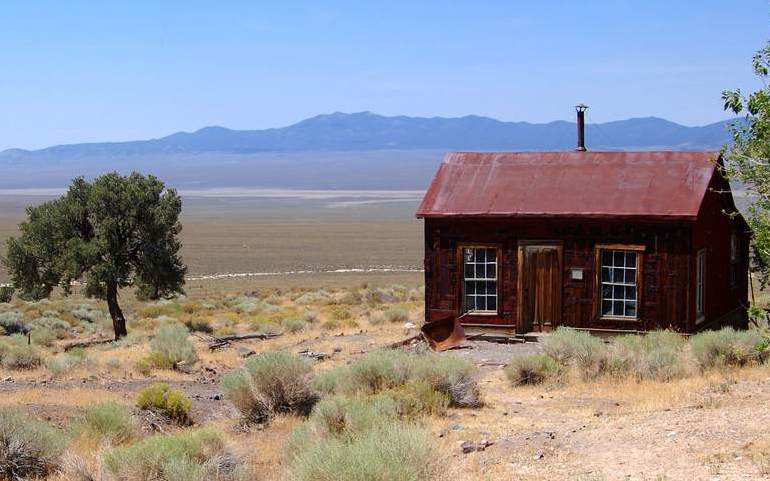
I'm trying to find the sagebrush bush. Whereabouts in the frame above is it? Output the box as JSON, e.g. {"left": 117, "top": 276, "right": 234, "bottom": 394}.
{"left": 47, "top": 347, "right": 93, "bottom": 375}
{"left": 148, "top": 324, "right": 198, "bottom": 369}
{"left": 184, "top": 319, "right": 213, "bottom": 334}
{"left": 314, "top": 350, "right": 480, "bottom": 408}
{"left": 287, "top": 424, "right": 443, "bottom": 481}
{"left": 386, "top": 380, "right": 450, "bottom": 417}
{"left": 29, "top": 316, "right": 70, "bottom": 338}
{"left": 221, "top": 351, "right": 317, "bottom": 423}
{"left": 136, "top": 383, "right": 192, "bottom": 423}
{"left": 282, "top": 318, "right": 307, "bottom": 333}
{"left": 303, "top": 394, "right": 399, "bottom": 443}
{"left": 505, "top": 353, "right": 562, "bottom": 385}
{"left": 73, "top": 401, "right": 138, "bottom": 444}
{"left": 0, "top": 335, "right": 43, "bottom": 370}
{"left": 103, "top": 429, "right": 239, "bottom": 481}
{"left": 690, "top": 327, "right": 766, "bottom": 369}
{"left": 0, "top": 311, "right": 25, "bottom": 335}
{"left": 0, "top": 407, "right": 66, "bottom": 480}
{"left": 606, "top": 331, "right": 689, "bottom": 381}
{"left": 382, "top": 308, "right": 409, "bottom": 324}
{"left": 543, "top": 327, "right": 607, "bottom": 378}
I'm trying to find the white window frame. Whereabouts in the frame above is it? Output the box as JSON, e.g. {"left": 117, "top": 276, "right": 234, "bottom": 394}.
{"left": 598, "top": 248, "right": 641, "bottom": 319}
{"left": 461, "top": 246, "right": 498, "bottom": 314}
{"left": 696, "top": 248, "right": 706, "bottom": 320}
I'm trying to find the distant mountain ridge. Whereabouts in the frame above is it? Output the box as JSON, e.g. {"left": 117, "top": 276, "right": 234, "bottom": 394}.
{"left": 0, "top": 112, "right": 737, "bottom": 190}
{"left": 1, "top": 112, "right": 735, "bottom": 157}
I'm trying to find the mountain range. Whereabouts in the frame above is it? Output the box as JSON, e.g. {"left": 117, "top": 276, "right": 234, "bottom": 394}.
{"left": 0, "top": 112, "right": 736, "bottom": 190}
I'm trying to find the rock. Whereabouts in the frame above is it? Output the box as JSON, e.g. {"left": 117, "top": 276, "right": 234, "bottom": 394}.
{"left": 213, "top": 394, "right": 222, "bottom": 401}
{"left": 533, "top": 450, "right": 544, "bottom": 460}
{"left": 237, "top": 347, "right": 256, "bottom": 358}
{"left": 461, "top": 441, "right": 476, "bottom": 454}
{"left": 2, "top": 376, "right": 13, "bottom": 383}
{"left": 450, "top": 423, "right": 464, "bottom": 431}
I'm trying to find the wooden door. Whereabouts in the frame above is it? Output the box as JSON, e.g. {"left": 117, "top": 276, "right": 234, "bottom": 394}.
{"left": 520, "top": 245, "right": 562, "bottom": 332}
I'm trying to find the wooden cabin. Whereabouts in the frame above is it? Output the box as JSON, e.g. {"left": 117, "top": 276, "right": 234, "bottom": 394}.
{"left": 416, "top": 150, "right": 750, "bottom": 334}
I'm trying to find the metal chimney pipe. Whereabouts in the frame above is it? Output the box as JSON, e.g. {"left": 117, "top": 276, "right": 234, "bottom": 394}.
{"left": 575, "top": 104, "right": 588, "bottom": 151}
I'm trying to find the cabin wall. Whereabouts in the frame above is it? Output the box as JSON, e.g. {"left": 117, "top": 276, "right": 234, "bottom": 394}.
{"left": 692, "top": 171, "right": 750, "bottom": 330}
{"left": 424, "top": 217, "right": 695, "bottom": 332}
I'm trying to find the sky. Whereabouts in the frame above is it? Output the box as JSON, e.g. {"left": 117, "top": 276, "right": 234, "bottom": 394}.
{"left": 0, "top": 0, "right": 768, "bottom": 150}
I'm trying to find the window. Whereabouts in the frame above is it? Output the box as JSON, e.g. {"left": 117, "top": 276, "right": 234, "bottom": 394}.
{"left": 696, "top": 249, "right": 706, "bottom": 318}
{"left": 600, "top": 250, "right": 638, "bottom": 318}
{"left": 462, "top": 247, "right": 497, "bottom": 313}
{"left": 729, "top": 231, "right": 738, "bottom": 288}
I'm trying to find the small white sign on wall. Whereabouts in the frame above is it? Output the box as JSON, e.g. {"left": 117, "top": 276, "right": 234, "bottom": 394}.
{"left": 570, "top": 268, "right": 584, "bottom": 280}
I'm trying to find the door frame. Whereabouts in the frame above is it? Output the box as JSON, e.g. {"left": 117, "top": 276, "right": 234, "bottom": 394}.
{"left": 516, "top": 240, "right": 563, "bottom": 333}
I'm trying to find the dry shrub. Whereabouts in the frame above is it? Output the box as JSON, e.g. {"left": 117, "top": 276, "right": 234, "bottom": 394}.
{"left": 301, "top": 394, "right": 399, "bottom": 443}
{"left": 382, "top": 308, "right": 409, "bottom": 324}
{"left": 221, "top": 351, "right": 318, "bottom": 423}
{"left": 286, "top": 424, "right": 443, "bottom": 481}
{"left": 690, "top": 327, "right": 767, "bottom": 369}
{"left": 136, "top": 383, "right": 192, "bottom": 424}
{"left": 543, "top": 327, "right": 607, "bottom": 378}
{"left": 0, "top": 335, "right": 43, "bottom": 370}
{"left": 73, "top": 401, "right": 138, "bottom": 445}
{"left": 0, "top": 287, "right": 13, "bottom": 304}
{"left": 0, "top": 312, "right": 25, "bottom": 335}
{"left": 314, "top": 349, "right": 480, "bottom": 408}
{"left": 607, "top": 331, "right": 690, "bottom": 381}
{"left": 282, "top": 318, "right": 307, "bottom": 333}
{"left": 102, "top": 429, "right": 239, "bottom": 481}
{"left": 505, "top": 353, "right": 563, "bottom": 385}
{"left": 147, "top": 324, "right": 198, "bottom": 369}
{"left": 0, "top": 407, "right": 66, "bottom": 480}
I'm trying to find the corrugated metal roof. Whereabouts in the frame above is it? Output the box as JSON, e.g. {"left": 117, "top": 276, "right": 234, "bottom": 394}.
{"left": 416, "top": 151, "right": 719, "bottom": 220}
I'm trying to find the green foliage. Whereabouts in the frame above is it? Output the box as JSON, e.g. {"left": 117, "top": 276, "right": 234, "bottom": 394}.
{"left": 2, "top": 172, "right": 187, "bottom": 339}
{"left": 148, "top": 323, "right": 198, "bottom": 369}
{"left": 0, "top": 286, "right": 13, "bottom": 303}
{"left": 0, "top": 407, "right": 66, "bottom": 480}
{"left": 73, "top": 402, "right": 138, "bottom": 444}
{"left": 605, "top": 331, "right": 690, "bottom": 381}
{"left": 47, "top": 347, "right": 94, "bottom": 375}
{"left": 221, "top": 351, "right": 317, "bottom": 423}
{"left": 302, "top": 394, "right": 399, "bottom": 443}
{"left": 29, "top": 316, "right": 70, "bottom": 345}
{"left": 102, "top": 429, "right": 239, "bottom": 481}
{"left": 282, "top": 318, "right": 307, "bottom": 333}
{"left": 136, "top": 383, "right": 192, "bottom": 423}
{"left": 722, "top": 40, "right": 770, "bottom": 288}
{"left": 690, "top": 327, "right": 767, "bottom": 368}
{"left": 505, "top": 353, "right": 563, "bottom": 386}
{"left": 386, "top": 381, "right": 450, "bottom": 418}
{"left": 286, "top": 424, "right": 443, "bottom": 481}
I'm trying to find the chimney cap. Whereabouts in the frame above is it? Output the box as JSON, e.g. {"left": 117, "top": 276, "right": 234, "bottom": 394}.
{"left": 575, "top": 103, "right": 589, "bottom": 112}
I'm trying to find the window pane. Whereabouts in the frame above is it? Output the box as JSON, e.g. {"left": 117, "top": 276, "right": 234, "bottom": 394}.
{"left": 613, "top": 301, "right": 623, "bottom": 316}
{"left": 614, "top": 251, "right": 624, "bottom": 266}
{"left": 465, "top": 281, "right": 475, "bottom": 295}
{"left": 602, "top": 251, "right": 612, "bottom": 266}
{"left": 464, "top": 263, "right": 474, "bottom": 278}
{"left": 625, "top": 301, "right": 637, "bottom": 317}
{"left": 602, "top": 300, "right": 612, "bottom": 316}
{"left": 485, "top": 281, "right": 496, "bottom": 295}
{"left": 613, "top": 268, "right": 624, "bottom": 283}
{"left": 477, "top": 281, "right": 486, "bottom": 295}
{"left": 477, "top": 248, "right": 486, "bottom": 263}
{"left": 602, "top": 267, "right": 612, "bottom": 282}
{"left": 486, "top": 248, "right": 496, "bottom": 263}
{"left": 624, "top": 268, "right": 635, "bottom": 284}
{"left": 612, "top": 285, "right": 623, "bottom": 299}
{"left": 602, "top": 285, "right": 612, "bottom": 299}
{"left": 476, "top": 295, "right": 486, "bottom": 311}
{"left": 626, "top": 252, "right": 637, "bottom": 267}
{"left": 626, "top": 285, "right": 636, "bottom": 301}
{"left": 487, "top": 296, "right": 497, "bottom": 311}
{"left": 475, "top": 264, "right": 486, "bottom": 279}
{"left": 464, "top": 249, "right": 474, "bottom": 262}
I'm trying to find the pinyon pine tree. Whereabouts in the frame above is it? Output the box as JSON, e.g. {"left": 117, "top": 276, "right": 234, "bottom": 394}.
{"left": 723, "top": 40, "right": 770, "bottom": 289}
{"left": 2, "top": 172, "right": 186, "bottom": 339}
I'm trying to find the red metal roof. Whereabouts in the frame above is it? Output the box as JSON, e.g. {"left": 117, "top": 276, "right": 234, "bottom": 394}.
{"left": 416, "top": 151, "right": 720, "bottom": 220}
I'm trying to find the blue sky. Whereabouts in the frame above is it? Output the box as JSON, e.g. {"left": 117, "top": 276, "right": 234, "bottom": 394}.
{"left": 0, "top": 0, "right": 768, "bottom": 150}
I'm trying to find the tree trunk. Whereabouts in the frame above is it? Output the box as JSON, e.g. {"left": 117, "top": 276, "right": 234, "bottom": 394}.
{"left": 106, "top": 283, "right": 128, "bottom": 340}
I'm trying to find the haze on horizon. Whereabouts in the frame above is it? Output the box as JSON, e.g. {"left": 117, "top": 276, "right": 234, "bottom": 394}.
{"left": 1, "top": 0, "right": 768, "bottom": 151}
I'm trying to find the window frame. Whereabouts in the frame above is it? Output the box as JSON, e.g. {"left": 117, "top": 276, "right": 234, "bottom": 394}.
{"left": 594, "top": 244, "right": 644, "bottom": 322}
{"left": 696, "top": 248, "right": 706, "bottom": 321}
{"left": 458, "top": 244, "right": 500, "bottom": 316}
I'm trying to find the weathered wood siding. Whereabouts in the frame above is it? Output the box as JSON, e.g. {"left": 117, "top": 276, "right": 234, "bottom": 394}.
{"left": 424, "top": 217, "right": 709, "bottom": 332}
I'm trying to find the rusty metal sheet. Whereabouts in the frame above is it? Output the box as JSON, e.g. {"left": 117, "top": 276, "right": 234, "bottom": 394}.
{"left": 416, "top": 151, "right": 719, "bottom": 220}
{"left": 421, "top": 316, "right": 466, "bottom": 351}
